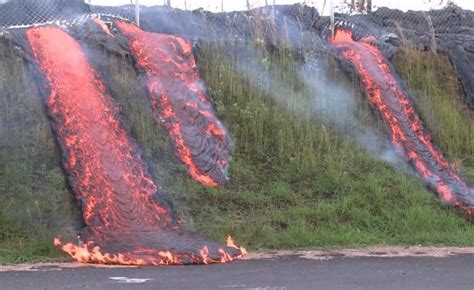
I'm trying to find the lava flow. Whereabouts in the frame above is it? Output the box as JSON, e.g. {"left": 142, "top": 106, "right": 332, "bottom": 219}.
{"left": 114, "top": 20, "right": 231, "bottom": 187}
{"left": 27, "top": 26, "right": 244, "bottom": 265}
{"left": 331, "top": 29, "right": 474, "bottom": 219}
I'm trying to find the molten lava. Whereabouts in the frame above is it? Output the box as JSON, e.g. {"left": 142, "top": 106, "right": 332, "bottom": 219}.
{"left": 27, "top": 26, "right": 244, "bottom": 265}
{"left": 331, "top": 29, "right": 474, "bottom": 219}
{"left": 114, "top": 20, "right": 231, "bottom": 187}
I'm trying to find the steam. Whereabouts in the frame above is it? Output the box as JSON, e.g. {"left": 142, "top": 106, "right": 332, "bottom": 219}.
{"left": 301, "top": 57, "right": 404, "bottom": 166}
{"left": 224, "top": 41, "right": 404, "bottom": 167}
{"left": 158, "top": 4, "right": 405, "bottom": 167}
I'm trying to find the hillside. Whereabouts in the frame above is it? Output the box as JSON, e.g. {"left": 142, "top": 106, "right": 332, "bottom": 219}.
{"left": 0, "top": 4, "right": 474, "bottom": 263}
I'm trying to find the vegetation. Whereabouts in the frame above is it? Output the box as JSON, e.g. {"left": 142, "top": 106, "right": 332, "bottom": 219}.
{"left": 0, "top": 41, "right": 78, "bottom": 263}
{"left": 394, "top": 47, "right": 474, "bottom": 183}
{"left": 1, "top": 31, "right": 474, "bottom": 264}
{"left": 182, "top": 41, "right": 474, "bottom": 249}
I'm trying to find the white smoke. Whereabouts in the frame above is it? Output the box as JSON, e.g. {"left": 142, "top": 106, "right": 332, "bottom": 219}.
{"left": 301, "top": 57, "right": 405, "bottom": 166}
{"left": 226, "top": 42, "right": 405, "bottom": 167}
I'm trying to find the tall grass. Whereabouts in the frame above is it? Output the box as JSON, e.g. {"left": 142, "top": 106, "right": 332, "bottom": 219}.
{"left": 394, "top": 47, "right": 474, "bottom": 182}
{"left": 182, "top": 39, "right": 474, "bottom": 249}
{"left": 0, "top": 40, "right": 78, "bottom": 263}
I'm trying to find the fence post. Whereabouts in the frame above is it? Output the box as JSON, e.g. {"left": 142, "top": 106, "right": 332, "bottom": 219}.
{"left": 330, "top": 0, "right": 334, "bottom": 38}
{"left": 135, "top": 0, "right": 140, "bottom": 27}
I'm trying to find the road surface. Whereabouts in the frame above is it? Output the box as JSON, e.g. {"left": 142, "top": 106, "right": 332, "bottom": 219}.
{"left": 1, "top": 249, "right": 474, "bottom": 290}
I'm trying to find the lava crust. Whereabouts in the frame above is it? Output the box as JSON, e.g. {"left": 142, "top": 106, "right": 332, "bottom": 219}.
{"left": 115, "top": 20, "right": 231, "bottom": 187}
{"left": 27, "top": 26, "right": 243, "bottom": 265}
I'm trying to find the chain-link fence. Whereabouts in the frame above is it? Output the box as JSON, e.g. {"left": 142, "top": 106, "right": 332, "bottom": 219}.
{"left": 0, "top": 0, "right": 89, "bottom": 28}
{"left": 0, "top": 0, "right": 138, "bottom": 28}
{"left": 0, "top": 0, "right": 472, "bottom": 32}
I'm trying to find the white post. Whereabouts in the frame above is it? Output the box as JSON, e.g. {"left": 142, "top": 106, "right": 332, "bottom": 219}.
{"left": 135, "top": 0, "right": 140, "bottom": 27}
{"left": 329, "top": 0, "right": 334, "bottom": 38}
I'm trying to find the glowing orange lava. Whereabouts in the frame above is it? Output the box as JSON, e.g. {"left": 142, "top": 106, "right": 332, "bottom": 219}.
{"left": 331, "top": 29, "right": 474, "bottom": 219}
{"left": 27, "top": 26, "right": 244, "bottom": 265}
{"left": 114, "top": 20, "right": 231, "bottom": 187}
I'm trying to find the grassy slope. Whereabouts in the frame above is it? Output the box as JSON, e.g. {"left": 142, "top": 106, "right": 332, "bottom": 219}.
{"left": 1, "top": 37, "right": 474, "bottom": 263}
{"left": 394, "top": 47, "right": 474, "bottom": 183}
{"left": 181, "top": 42, "right": 474, "bottom": 249}
{"left": 0, "top": 41, "right": 78, "bottom": 263}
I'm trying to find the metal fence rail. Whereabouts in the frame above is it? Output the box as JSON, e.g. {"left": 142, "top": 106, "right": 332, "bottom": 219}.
{"left": 0, "top": 0, "right": 471, "bottom": 32}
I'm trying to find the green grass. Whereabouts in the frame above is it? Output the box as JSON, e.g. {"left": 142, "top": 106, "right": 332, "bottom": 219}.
{"left": 179, "top": 41, "right": 474, "bottom": 249}
{"left": 394, "top": 47, "right": 474, "bottom": 183}
{"left": 0, "top": 40, "right": 79, "bottom": 263}
{"left": 1, "top": 33, "right": 474, "bottom": 264}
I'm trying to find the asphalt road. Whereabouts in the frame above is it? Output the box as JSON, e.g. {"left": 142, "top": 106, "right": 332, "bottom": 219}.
{"left": 2, "top": 254, "right": 474, "bottom": 290}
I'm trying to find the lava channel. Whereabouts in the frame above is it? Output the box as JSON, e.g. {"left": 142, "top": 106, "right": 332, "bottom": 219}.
{"left": 114, "top": 20, "right": 231, "bottom": 187}
{"left": 331, "top": 29, "right": 474, "bottom": 220}
{"left": 27, "top": 26, "right": 244, "bottom": 265}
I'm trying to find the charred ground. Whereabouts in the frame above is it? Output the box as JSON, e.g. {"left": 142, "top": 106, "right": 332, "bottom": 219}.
{"left": 0, "top": 3, "right": 474, "bottom": 263}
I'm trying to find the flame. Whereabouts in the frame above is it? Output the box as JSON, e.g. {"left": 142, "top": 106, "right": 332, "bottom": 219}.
{"left": 200, "top": 246, "right": 210, "bottom": 264}
{"left": 53, "top": 237, "right": 245, "bottom": 266}
{"left": 331, "top": 29, "right": 474, "bottom": 219}
{"left": 114, "top": 20, "right": 231, "bottom": 187}
{"left": 27, "top": 26, "right": 244, "bottom": 266}
{"left": 227, "top": 235, "right": 248, "bottom": 255}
